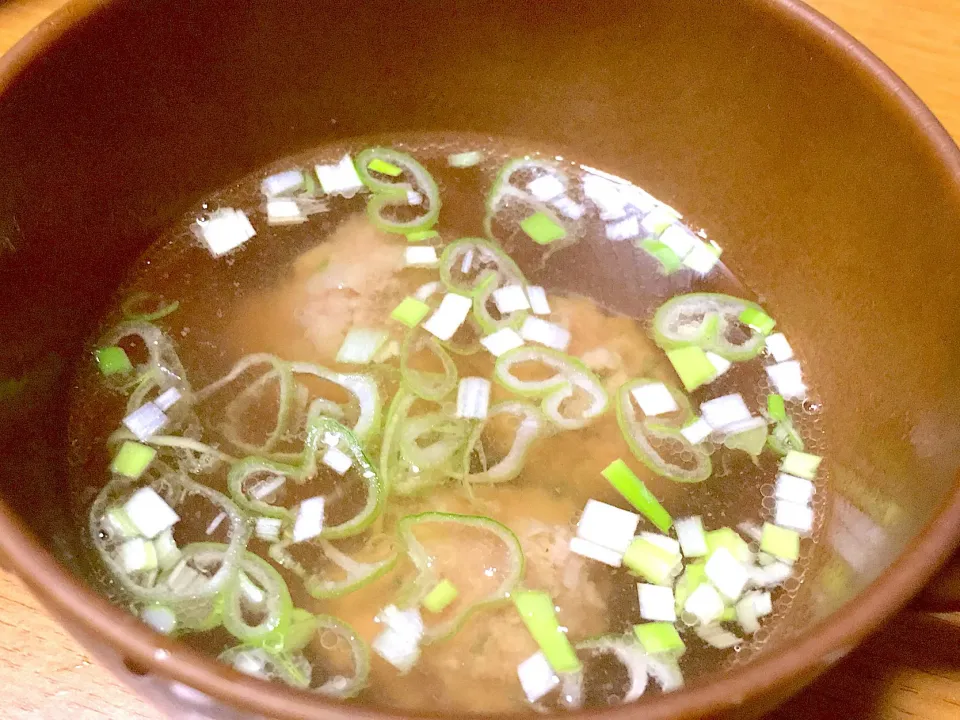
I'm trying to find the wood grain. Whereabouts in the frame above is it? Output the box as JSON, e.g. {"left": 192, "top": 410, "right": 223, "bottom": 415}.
{"left": 0, "top": 0, "right": 957, "bottom": 718}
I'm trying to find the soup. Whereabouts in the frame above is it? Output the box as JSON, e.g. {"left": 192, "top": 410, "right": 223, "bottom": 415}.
{"left": 68, "top": 135, "right": 827, "bottom": 714}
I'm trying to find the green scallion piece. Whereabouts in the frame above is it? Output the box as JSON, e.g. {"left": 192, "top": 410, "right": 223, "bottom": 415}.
{"left": 422, "top": 579, "right": 459, "bottom": 614}
{"left": 665, "top": 346, "right": 717, "bottom": 392}
{"left": 95, "top": 346, "right": 133, "bottom": 376}
{"left": 738, "top": 307, "right": 776, "bottom": 335}
{"left": 639, "top": 238, "right": 684, "bottom": 275}
{"left": 406, "top": 230, "right": 440, "bottom": 243}
{"left": 390, "top": 297, "right": 431, "bottom": 328}
{"left": 767, "top": 394, "right": 787, "bottom": 422}
{"left": 111, "top": 441, "right": 157, "bottom": 479}
{"left": 601, "top": 459, "right": 673, "bottom": 532}
{"left": 781, "top": 450, "right": 822, "bottom": 480}
{"left": 367, "top": 158, "right": 404, "bottom": 177}
{"left": 633, "top": 622, "right": 686, "bottom": 655}
{"left": 520, "top": 211, "right": 567, "bottom": 245}
{"left": 622, "top": 538, "right": 679, "bottom": 586}
{"left": 760, "top": 523, "right": 800, "bottom": 562}
{"left": 513, "top": 590, "right": 581, "bottom": 673}
{"left": 673, "top": 561, "right": 706, "bottom": 611}
{"left": 705, "top": 528, "right": 751, "bottom": 563}
{"left": 448, "top": 151, "right": 484, "bottom": 168}
{"left": 721, "top": 606, "right": 737, "bottom": 622}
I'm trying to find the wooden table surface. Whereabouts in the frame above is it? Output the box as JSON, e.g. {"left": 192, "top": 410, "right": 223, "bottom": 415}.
{"left": 0, "top": 0, "right": 958, "bottom": 718}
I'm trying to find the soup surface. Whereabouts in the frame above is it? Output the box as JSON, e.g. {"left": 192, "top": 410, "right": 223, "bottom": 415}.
{"left": 68, "top": 135, "right": 828, "bottom": 714}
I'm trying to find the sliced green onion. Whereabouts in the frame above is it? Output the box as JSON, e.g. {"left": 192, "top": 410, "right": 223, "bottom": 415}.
{"left": 722, "top": 419, "right": 769, "bottom": 459}
{"left": 601, "top": 459, "right": 673, "bottom": 533}
{"left": 309, "top": 615, "right": 371, "bottom": 698}
{"left": 154, "top": 529, "right": 181, "bottom": 571}
{"left": 615, "top": 379, "right": 712, "bottom": 483}
{"left": 674, "top": 516, "right": 708, "bottom": 558}
{"left": 739, "top": 307, "right": 776, "bottom": 335}
{"left": 633, "top": 622, "right": 685, "bottom": 655}
{"left": 520, "top": 211, "right": 567, "bottom": 245}
{"left": 513, "top": 590, "right": 581, "bottom": 673}
{"left": 705, "top": 528, "right": 752, "bottom": 564}
{"left": 422, "top": 579, "right": 459, "bottom": 613}
{"left": 653, "top": 293, "right": 772, "bottom": 361}
{"left": 290, "top": 363, "right": 381, "bottom": 443}
{"left": 336, "top": 329, "right": 388, "bottom": 365}
{"left": 623, "top": 537, "right": 681, "bottom": 586}
{"left": 400, "top": 331, "right": 458, "bottom": 401}
{"left": 103, "top": 507, "right": 140, "bottom": 540}
{"left": 494, "top": 346, "right": 607, "bottom": 430}
{"left": 391, "top": 297, "right": 431, "bottom": 328}
{"left": 120, "top": 538, "right": 158, "bottom": 573}
{"left": 406, "top": 229, "right": 439, "bottom": 242}
{"left": 272, "top": 608, "right": 317, "bottom": 653}
{"left": 781, "top": 450, "right": 822, "bottom": 480}
{"left": 666, "top": 346, "right": 717, "bottom": 392}
{"left": 462, "top": 401, "right": 544, "bottom": 484}
{"left": 438, "top": 238, "right": 526, "bottom": 297}
{"left": 448, "top": 151, "right": 484, "bottom": 168}
{"left": 219, "top": 645, "right": 311, "bottom": 689}
{"left": 574, "top": 636, "right": 649, "bottom": 703}
{"left": 121, "top": 292, "right": 180, "bottom": 323}
{"left": 760, "top": 523, "right": 800, "bottom": 562}
{"left": 399, "top": 513, "right": 524, "bottom": 641}
{"left": 111, "top": 441, "right": 157, "bottom": 479}
{"left": 95, "top": 346, "right": 134, "bottom": 376}
{"left": 356, "top": 148, "right": 440, "bottom": 234}
{"left": 767, "top": 394, "right": 787, "bottom": 422}
{"left": 141, "top": 604, "right": 177, "bottom": 635}
{"left": 270, "top": 536, "right": 398, "bottom": 599}
{"left": 673, "top": 561, "right": 706, "bottom": 613}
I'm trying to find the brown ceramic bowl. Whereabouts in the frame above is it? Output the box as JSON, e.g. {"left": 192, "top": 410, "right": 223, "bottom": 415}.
{"left": 0, "top": 0, "right": 958, "bottom": 718}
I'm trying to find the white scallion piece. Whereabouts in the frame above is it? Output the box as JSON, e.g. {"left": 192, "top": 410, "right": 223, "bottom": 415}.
{"left": 774, "top": 499, "right": 814, "bottom": 534}
{"left": 699, "top": 393, "right": 752, "bottom": 431}
{"left": 765, "top": 333, "right": 794, "bottom": 362}
{"left": 447, "top": 151, "right": 484, "bottom": 168}
{"left": 517, "top": 651, "right": 560, "bottom": 703}
{"left": 752, "top": 591, "right": 773, "bottom": 617}
{"left": 315, "top": 154, "right": 365, "bottom": 198}
{"left": 120, "top": 538, "right": 158, "bottom": 573}
{"left": 250, "top": 475, "right": 285, "bottom": 501}
{"left": 153, "top": 388, "right": 181, "bottom": 412}
{"left": 568, "top": 536, "right": 624, "bottom": 567}
{"left": 525, "top": 286, "right": 551, "bottom": 315}
{"left": 336, "top": 328, "right": 389, "bottom": 365}
{"left": 405, "top": 246, "right": 439, "bottom": 266}
{"left": 123, "top": 488, "right": 180, "bottom": 540}
{"left": 749, "top": 561, "right": 793, "bottom": 589}
{"left": 292, "top": 496, "right": 325, "bottom": 543}
{"left": 675, "top": 516, "right": 708, "bottom": 558}
{"left": 630, "top": 382, "right": 679, "bottom": 417}
{"left": 456, "top": 377, "right": 492, "bottom": 420}
{"left": 735, "top": 595, "right": 761, "bottom": 634}
{"left": 775, "top": 473, "right": 815, "bottom": 505}
{"left": 705, "top": 547, "right": 749, "bottom": 601}
{"left": 640, "top": 207, "right": 678, "bottom": 237}
{"left": 721, "top": 415, "right": 767, "bottom": 438}
{"left": 520, "top": 316, "right": 571, "bottom": 351}
{"left": 122, "top": 402, "right": 168, "bottom": 441}
{"left": 606, "top": 215, "right": 641, "bottom": 242}
{"left": 422, "top": 293, "right": 473, "bottom": 341}
{"left": 576, "top": 499, "right": 640, "bottom": 553}
{"left": 407, "top": 190, "right": 423, "bottom": 206}
{"left": 141, "top": 605, "right": 177, "bottom": 635}
{"left": 480, "top": 328, "right": 524, "bottom": 357}
{"left": 684, "top": 583, "right": 726, "bottom": 625}
{"left": 527, "top": 175, "right": 566, "bottom": 202}
{"left": 765, "top": 360, "right": 806, "bottom": 399}
{"left": 205, "top": 512, "right": 226, "bottom": 536}
{"left": 639, "top": 532, "right": 682, "bottom": 556}
{"left": 373, "top": 606, "right": 425, "bottom": 673}
{"left": 266, "top": 198, "right": 307, "bottom": 226}
{"left": 322, "top": 447, "right": 353, "bottom": 475}
{"left": 232, "top": 650, "right": 268, "bottom": 678}
{"left": 737, "top": 522, "right": 764, "bottom": 543}
{"left": 680, "top": 418, "right": 713, "bottom": 445}
{"left": 492, "top": 285, "right": 531, "bottom": 314}
{"left": 238, "top": 571, "right": 266, "bottom": 606}
{"left": 414, "top": 281, "right": 441, "bottom": 302}
{"left": 706, "top": 351, "right": 732, "bottom": 377}
{"left": 682, "top": 241, "right": 723, "bottom": 274}
{"left": 261, "top": 169, "right": 305, "bottom": 198}
{"left": 193, "top": 208, "right": 256, "bottom": 257}
{"left": 154, "top": 529, "right": 181, "bottom": 571}
{"left": 696, "top": 624, "right": 741, "bottom": 649}
{"left": 658, "top": 225, "right": 698, "bottom": 258}
{"left": 582, "top": 174, "right": 628, "bottom": 220}
{"left": 552, "top": 195, "right": 586, "bottom": 220}
{"left": 460, "top": 248, "right": 475, "bottom": 274}
{"left": 255, "top": 517, "right": 283, "bottom": 542}
{"left": 638, "top": 583, "right": 677, "bottom": 622}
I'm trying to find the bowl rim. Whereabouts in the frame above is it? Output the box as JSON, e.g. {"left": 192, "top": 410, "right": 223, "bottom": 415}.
{"left": 0, "top": 1, "right": 959, "bottom": 718}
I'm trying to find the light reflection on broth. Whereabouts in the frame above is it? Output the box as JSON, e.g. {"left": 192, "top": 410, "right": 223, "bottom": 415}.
{"left": 67, "top": 135, "right": 827, "bottom": 715}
